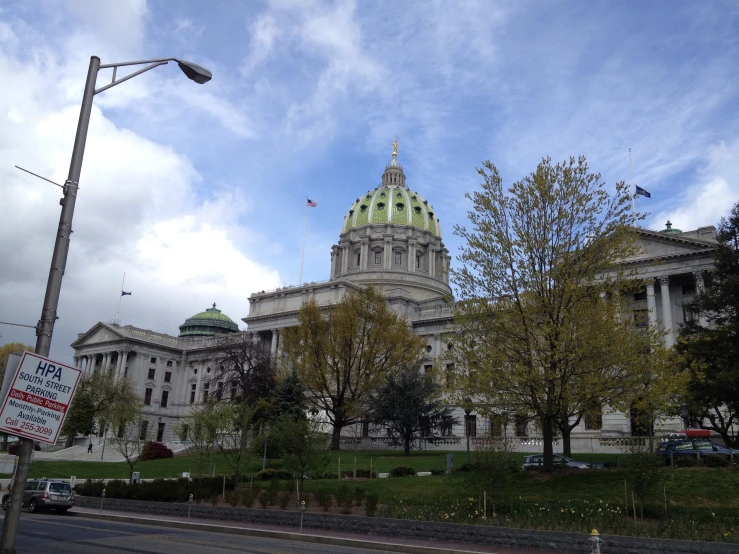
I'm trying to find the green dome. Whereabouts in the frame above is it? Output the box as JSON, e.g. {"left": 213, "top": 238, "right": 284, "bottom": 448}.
{"left": 342, "top": 185, "right": 442, "bottom": 238}
{"left": 659, "top": 220, "right": 682, "bottom": 235}
{"left": 178, "top": 303, "right": 239, "bottom": 337}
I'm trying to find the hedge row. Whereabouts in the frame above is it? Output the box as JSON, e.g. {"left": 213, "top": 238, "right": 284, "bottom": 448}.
{"left": 74, "top": 477, "right": 236, "bottom": 502}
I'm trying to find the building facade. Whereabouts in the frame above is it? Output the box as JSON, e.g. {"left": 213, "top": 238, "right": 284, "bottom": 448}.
{"left": 71, "top": 147, "right": 718, "bottom": 451}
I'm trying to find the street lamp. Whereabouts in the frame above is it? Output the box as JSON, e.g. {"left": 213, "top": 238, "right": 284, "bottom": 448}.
{"left": 0, "top": 55, "right": 211, "bottom": 554}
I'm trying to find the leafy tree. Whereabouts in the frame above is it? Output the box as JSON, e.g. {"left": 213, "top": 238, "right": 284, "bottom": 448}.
{"left": 109, "top": 400, "right": 148, "bottom": 484}
{"left": 282, "top": 286, "right": 424, "bottom": 450}
{"left": 367, "top": 364, "right": 456, "bottom": 455}
{"left": 452, "top": 156, "right": 669, "bottom": 470}
{"left": 271, "top": 414, "right": 330, "bottom": 484}
{"left": 677, "top": 202, "right": 739, "bottom": 448}
{"left": 76, "top": 371, "right": 139, "bottom": 434}
{"left": 60, "top": 390, "right": 95, "bottom": 448}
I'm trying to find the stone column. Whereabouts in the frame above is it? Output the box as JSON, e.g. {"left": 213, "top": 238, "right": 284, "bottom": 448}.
{"left": 330, "top": 249, "right": 337, "bottom": 280}
{"left": 73, "top": 356, "right": 79, "bottom": 368}
{"left": 383, "top": 239, "right": 391, "bottom": 270}
{"left": 428, "top": 248, "right": 436, "bottom": 278}
{"left": 102, "top": 352, "right": 110, "bottom": 371}
{"left": 114, "top": 351, "right": 123, "bottom": 377}
{"left": 434, "top": 333, "right": 442, "bottom": 357}
{"left": 270, "top": 329, "right": 278, "bottom": 359}
{"left": 341, "top": 246, "right": 349, "bottom": 275}
{"left": 646, "top": 281, "right": 658, "bottom": 329}
{"left": 361, "top": 241, "right": 368, "bottom": 271}
{"left": 118, "top": 350, "right": 129, "bottom": 380}
{"left": 659, "top": 275, "right": 674, "bottom": 347}
{"left": 407, "top": 241, "right": 415, "bottom": 273}
{"left": 693, "top": 271, "right": 708, "bottom": 327}
{"left": 86, "top": 355, "right": 93, "bottom": 373}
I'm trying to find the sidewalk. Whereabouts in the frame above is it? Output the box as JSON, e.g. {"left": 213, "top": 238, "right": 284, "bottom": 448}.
{"left": 72, "top": 506, "right": 568, "bottom": 554}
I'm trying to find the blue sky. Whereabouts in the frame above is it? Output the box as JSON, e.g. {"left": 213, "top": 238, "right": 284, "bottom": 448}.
{"left": 1, "top": 0, "right": 738, "bottom": 361}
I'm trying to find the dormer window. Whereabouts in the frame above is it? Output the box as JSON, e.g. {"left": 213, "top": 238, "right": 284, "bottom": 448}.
{"left": 414, "top": 206, "right": 422, "bottom": 215}
{"left": 396, "top": 203, "right": 404, "bottom": 212}
{"left": 396, "top": 192, "right": 402, "bottom": 198}
{"left": 377, "top": 202, "right": 385, "bottom": 211}
{"left": 360, "top": 205, "right": 367, "bottom": 212}
{"left": 349, "top": 209, "right": 354, "bottom": 216}
{"left": 380, "top": 191, "right": 386, "bottom": 198}
{"left": 411, "top": 195, "right": 417, "bottom": 201}
{"left": 428, "top": 211, "right": 434, "bottom": 217}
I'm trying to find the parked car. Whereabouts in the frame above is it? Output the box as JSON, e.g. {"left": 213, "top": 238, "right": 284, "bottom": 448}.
{"left": 659, "top": 439, "right": 737, "bottom": 464}
{"left": 522, "top": 454, "right": 601, "bottom": 470}
{"left": 1, "top": 479, "right": 74, "bottom": 514}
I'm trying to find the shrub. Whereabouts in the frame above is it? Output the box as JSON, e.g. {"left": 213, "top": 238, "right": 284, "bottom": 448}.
{"left": 456, "top": 462, "right": 481, "bottom": 472}
{"left": 365, "top": 492, "right": 379, "bottom": 517}
{"left": 258, "top": 491, "right": 270, "bottom": 508}
{"left": 316, "top": 489, "right": 333, "bottom": 512}
{"left": 705, "top": 455, "right": 729, "bottom": 468}
{"left": 74, "top": 479, "right": 105, "bottom": 497}
{"left": 139, "top": 441, "right": 174, "bottom": 461}
{"left": 255, "top": 469, "right": 293, "bottom": 481}
{"left": 603, "top": 461, "right": 617, "bottom": 470}
{"left": 242, "top": 490, "right": 255, "bottom": 508}
{"left": 430, "top": 468, "right": 445, "bottom": 476}
{"left": 353, "top": 469, "right": 376, "bottom": 479}
{"left": 389, "top": 466, "right": 416, "bottom": 477}
{"left": 278, "top": 491, "right": 291, "bottom": 510}
{"left": 226, "top": 490, "right": 240, "bottom": 507}
{"left": 674, "top": 456, "right": 699, "bottom": 468}
{"left": 209, "top": 494, "right": 220, "bottom": 506}
{"left": 336, "top": 485, "right": 353, "bottom": 514}
{"left": 353, "top": 486, "right": 366, "bottom": 506}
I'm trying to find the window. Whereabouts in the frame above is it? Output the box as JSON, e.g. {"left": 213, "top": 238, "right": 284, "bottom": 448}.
{"left": 160, "top": 390, "right": 169, "bottom": 408}
{"left": 682, "top": 283, "right": 696, "bottom": 296}
{"left": 683, "top": 303, "right": 696, "bottom": 323}
{"left": 445, "top": 363, "right": 454, "bottom": 385}
{"left": 489, "top": 417, "right": 503, "bottom": 437}
{"left": 148, "top": 368, "right": 156, "bottom": 380}
{"left": 181, "top": 424, "right": 189, "bottom": 440}
{"left": 216, "top": 382, "right": 223, "bottom": 401}
{"left": 150, "top": 357, "right": 157, "bottom": 364}
{"left": 515, "top": 415, "right": 528, "bottom": 437}
{"left": 633, "top": 291, "right": 647, "bottom": 301}
{"left": 190, "top": 384, "right": 196, "bottom": 404}
{"left": 414, "top": 206, "right": 421, "bottom": 214}
{"left": 584, "top": 404, "right": 603, "bottom": 430}
{"left": 164, "top": 371, "right": 172, "bottom": 383}
{"left": 139, "top": 421, "right": 149, "bottom": 441}
{"left": 465, "top": 414, "right": 477, "bottom": 437}
{"left": 416, "top": 255, "right": 421, "bottom": 268}
{"left": 634, "top": 309, "right": 649, "bottom": 328}
{"left": 360, "top": 205, "right": 367, "bottom": 212}
{"left": 117, "top": 424, "right": 124, "bottom": 438}
{"left": 157, "top": 422, "right": 165, "bottom": 442}
{"left": 423, "top": 364, "right": 433, "bottom": 374}
{"left": 361, "top": 421, "right": 369, "bottom": 437}
{"left": 230, "top": 382, "right": 238, "bottom": 399}
{"left": 144, "top": 388, "right": 152, "bottom": 406}
{"left": 394, "top": 252, "right": 402, "bottom": 265}
{"left": 193, "top": 368, "right": 198, "bottom": 375}
{"left": 166, "top": 360, "right": 173, "bottom": 367}
{"left": 356, "top": 253, "right": 361, "bottom": 266}
{"left": 377, "top": 202, "right": 385, "bottom": 210}
{"left": 203, "top": 381, "right": 210, "bottom": 402}
{"left": 375, "top": 251, "right": 381, "bottom": 265}
{"left": 426, "top": 345, "right": 432, "bottom": 353}
{"left": 396, "top": 203, "right": 404, "bottom": 212}
{"left": 206, "top": 367, "right": 211, "bottom": 374}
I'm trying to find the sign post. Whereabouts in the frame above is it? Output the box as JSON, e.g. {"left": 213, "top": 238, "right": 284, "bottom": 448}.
{"left": 0, "top": 352, "right": 81, "bottom": 553}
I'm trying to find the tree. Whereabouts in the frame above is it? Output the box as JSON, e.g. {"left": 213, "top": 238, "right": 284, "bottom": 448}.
{"left": 60, "top": 390, "right": 95, "bottom": 448}
{"left": 677, "top": 201, "right": 739, "bottom": 448}
{"left": 207, "top": 332, "right": 275, "bottom": 416}
{"left": 367, "top": 364, "right": 456, "bottom": 455}
{"left": 282, "top": 286, "right": 424, "bottom": 449}
{"left": 452, "top": 156, "right": 666, "bottom": 470}
{"left": 191, "top": 399, "right": 261, "bottom": 481}
{"left": 271, "top": 370, "right": 306, "bottom": 422}
{"left": 271, "top": 414, "right": 330, "bottom": 484}
{"left": 109, "top": 400, "right": 147, "bottom": 484}
{"left": 76, "top": 371, "right": 139, "bottom": 435}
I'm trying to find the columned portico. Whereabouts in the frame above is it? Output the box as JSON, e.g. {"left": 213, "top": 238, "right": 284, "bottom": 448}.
{"left": 270, "top": 329, "right": 278, "bottom": 358}
{"left": 646, "top": 281, "right": 658, "bottom": 329}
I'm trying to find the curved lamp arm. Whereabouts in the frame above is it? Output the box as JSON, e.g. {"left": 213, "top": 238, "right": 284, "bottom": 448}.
{"left": 95, "top": 57, "right": 212, "bottom": 95}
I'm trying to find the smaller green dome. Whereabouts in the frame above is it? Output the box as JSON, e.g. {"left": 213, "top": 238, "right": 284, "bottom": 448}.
{"left": 179, "top": 303, "right": 239, "bottom": 337}
{"left": 659, "top": 220, "right": 682, "bottom": 235}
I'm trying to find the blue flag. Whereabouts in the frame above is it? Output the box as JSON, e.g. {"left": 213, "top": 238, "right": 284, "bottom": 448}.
{"left": 635, "top": 185, "right": 651, "bottom": 198}
{"left": 121, "top": 291, "right": 132, "bottom": 296}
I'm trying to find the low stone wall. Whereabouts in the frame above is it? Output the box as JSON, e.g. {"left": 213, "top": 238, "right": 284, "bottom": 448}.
{"left": 74, "top": 496, "right": 739, "bottom": 554}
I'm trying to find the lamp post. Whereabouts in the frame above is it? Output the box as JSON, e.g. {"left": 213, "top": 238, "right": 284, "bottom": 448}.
{"left": 463, "top": 398, "right": 472, "bottom": 465}
{"left": 0, "top": 55, "right": 211, "bottom": 554}
{"left": 100, "top": 423, "right": 110, "bottom": 461}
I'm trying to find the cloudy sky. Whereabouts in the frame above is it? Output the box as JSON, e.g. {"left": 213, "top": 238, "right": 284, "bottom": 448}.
{"left": 1, "top": 0, "right": 738, "bottom": 362}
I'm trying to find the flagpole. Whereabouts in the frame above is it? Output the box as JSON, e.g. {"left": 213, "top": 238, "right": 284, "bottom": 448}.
{"left": 115, "top": 272, "right": 125, "bottom": 325}
{"left": 630, "top": 148, "right": 635, "bottom": 220}
{"left": 299, "top": 199, "right": 308, "bottom": 284}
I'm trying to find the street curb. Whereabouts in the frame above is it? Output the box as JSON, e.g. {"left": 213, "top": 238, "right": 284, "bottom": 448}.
{"left": 70, "top": 511, "right": 493, "bottom": 554}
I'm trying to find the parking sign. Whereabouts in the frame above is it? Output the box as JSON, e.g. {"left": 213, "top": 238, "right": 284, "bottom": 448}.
{"left": 0, "top": 352, "right": 82, "bottom": 444}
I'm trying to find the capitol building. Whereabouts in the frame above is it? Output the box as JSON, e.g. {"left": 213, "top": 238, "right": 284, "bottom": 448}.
{"left": 70, "top": 146, "right": 718, "bottom": 452}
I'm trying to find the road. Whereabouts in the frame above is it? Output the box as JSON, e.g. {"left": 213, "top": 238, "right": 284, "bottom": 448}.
{"left": 0, "top": 512, "right": 406, "bottom": 554}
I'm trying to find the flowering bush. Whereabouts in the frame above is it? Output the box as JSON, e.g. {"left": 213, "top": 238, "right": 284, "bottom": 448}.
{"left": 139, "top": 441, "right": 173, "bottom": 461}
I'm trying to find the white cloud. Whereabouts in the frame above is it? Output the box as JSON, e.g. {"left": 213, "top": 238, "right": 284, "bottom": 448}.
{"left": 650, "top": 139, "right": 739, "bottom": 232}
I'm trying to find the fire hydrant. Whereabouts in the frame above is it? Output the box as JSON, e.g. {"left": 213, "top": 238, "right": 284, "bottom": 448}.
{"left": 588, "top": 528, "right": 602, "bottom": 553}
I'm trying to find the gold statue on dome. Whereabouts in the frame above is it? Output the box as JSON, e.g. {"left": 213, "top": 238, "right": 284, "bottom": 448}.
{"left": 392, "top": 136, "right": 398, "bottom": 156}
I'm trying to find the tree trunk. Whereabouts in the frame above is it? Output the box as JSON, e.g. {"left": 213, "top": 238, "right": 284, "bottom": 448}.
{"left": 65, "top": 435, "right": 74, "bottom": 449}
{"left": 1, "top": 433, "right": 7, "bottom": 452}
{"left": 404, "top": 436, "right": 410, "bottom": 456}
{"left": 331, "top": 423, "right": 342, "bottom": 450}
{"left": 561, "top": 426, "right": 572, "bottom": 457}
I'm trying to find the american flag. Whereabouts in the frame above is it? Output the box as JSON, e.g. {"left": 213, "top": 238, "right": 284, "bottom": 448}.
{"left": 306, "top": 198, "right": 317, "bottom": 207}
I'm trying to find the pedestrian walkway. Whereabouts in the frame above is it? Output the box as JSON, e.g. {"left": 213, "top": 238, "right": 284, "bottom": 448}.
{"left": 72, "top": 506, "right": 567, "bottom": 554}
